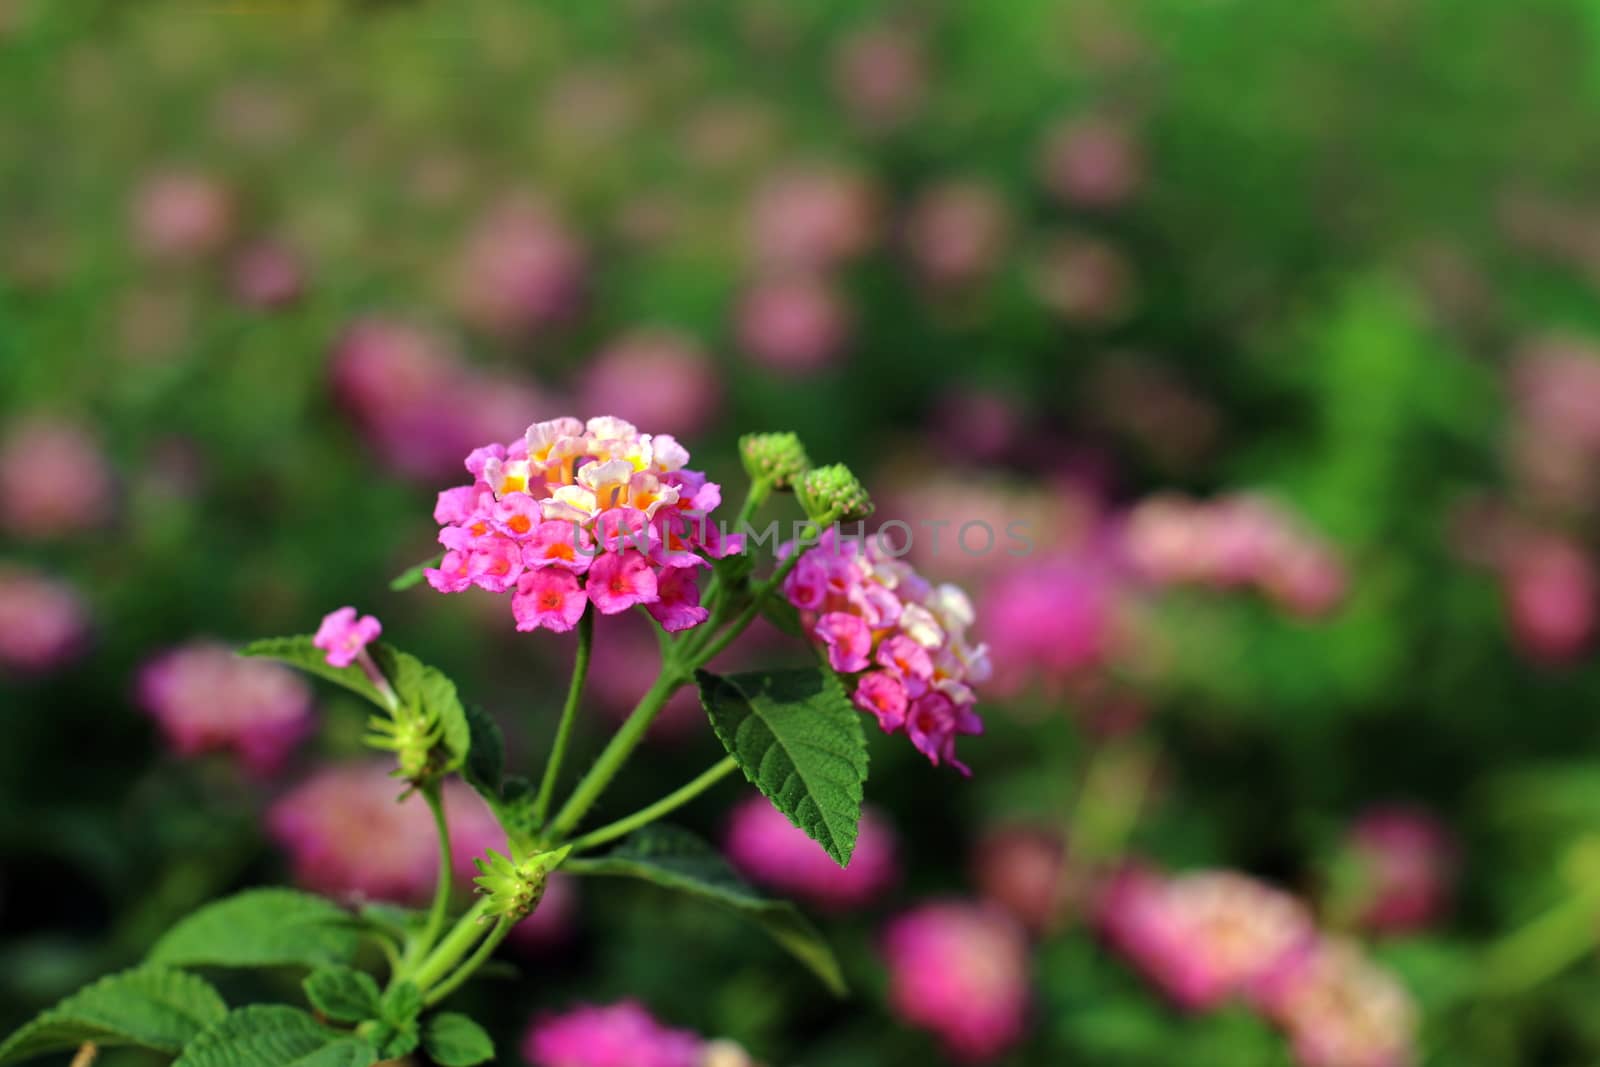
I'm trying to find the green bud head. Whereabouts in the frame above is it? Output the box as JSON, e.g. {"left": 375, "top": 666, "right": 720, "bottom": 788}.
{"left": 739, "top": 432, "right": 811, "bottom": 490}
{"left": 473, "top": 843, "right": 571, "bottom": 921}
{"left": 366, "top": 711, "right": 445, "bottom": 784}
{"left": 797, "top": 463, "right": 874, "bottom": 523}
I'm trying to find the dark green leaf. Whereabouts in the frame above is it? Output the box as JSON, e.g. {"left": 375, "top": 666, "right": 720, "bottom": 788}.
{"left": 697, "top": 668, "right": 868, "bottom": 866}
{"left": 389, "top": 554, "right": 442, "bottom": 592}
{"left": 566, "top": 824, "right": 845, "bottom": 995}
{"left": 174, "top": 1006, "right": 376, "bottom": 1067}
{"left": 240, "top": 636, "right": 387, "bottom": 709}
{"left": 462, "top": 703, "right": 504, "bottom": 796}
{"left": 149, "top": 889, "right": 360, "bottom": 970}
{"left": 302, "top": 968, "right": 380, "bottom": 1024}
{"left": 379, "top": 981, "right": 421, "bottom": 1027}
{"left": 0, "top": 966, "right": 227, "bottom": 1065}
{"left": 421, "top": 1013, "right": 495, "bottom": 1066}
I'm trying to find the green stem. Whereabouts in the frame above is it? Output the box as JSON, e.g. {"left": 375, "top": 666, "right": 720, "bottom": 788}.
{"left": 398, "top": 783, "right": 454, "bottom": 976}
{"left": 533, "top": 610, "right": 594, "bottom": 828}
{"left": 568, "top": 756, "right": 740, "bottom": 853}
{"left": 410, "top": 899, "right": 491, "bottom": 993}
{"left": 1477, "top": 889, "right": 1600, "bottom": 997}
{"left": 692, "top": 477, "right": 772, "bottom": 641}
{"left": 422, "top": 916, "right": 512, "bottom": 1007}
{"left": 547, "top": 669, "right": 687, "bottom": 839}
{"left": 691, "top": 539, "right": 810, "bottom": 668}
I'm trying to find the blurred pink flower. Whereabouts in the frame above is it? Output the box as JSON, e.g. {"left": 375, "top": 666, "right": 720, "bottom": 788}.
{"left": 1500, "top": 529, "right": 1595, "bottom": 664}
{"left": 971, "top": 824, "right": 1070, "bottom": 935}
{"left": 1038, "top": 116, "right": 1145, "bottom": 209}
{"left": 524, "top": 1000, "right": 705, "bottom": 1067}
{"left": 1260, "top": 939, "right": 1417, "bottom": 1067}
{"left": 1340, "top": 807, "right": 1455, "bottom": 936}
{"left": 725, "top": 795, "right": 898, "bottom": 909}
{"left": 229, "top": 240, "right": 304, "bottom": 309}
{"left": 1123, "top": 493, "right": 1347, "bottom": 616}
{"left": 268, "top": 762, "right": 506, "bottom": 903}
{"left": 735, "top": 273, "right": 850, "bottom": 376}
{"left": 882, "top": 901, "right": 1030, "bottom": 1061}
{"left": 1504, "top": 336, "right": 1600, "bottom": 513}
{"left": 926, "top": 388, "right": 1021, "bottom": 464}
{"left": 0, "top": 566, "right": 90, "bottom": 673}
{"left": 453, "top": 198, "right": 587, "bottom": 336}
{"left": 1099, "top": 867, "right": 1316, "bottom": 1012}
{"left": 0, "top": 417, "right": 114, "bottom": 538}
{"left": 832, "top": 26, "right": 927, "bottom": 131}
{"left": 982, "top": 552, "right": 1122, "bottom": 697}
{"left": 131, "top": 170, "right": 235, "bottom": 259}
{"left": 577, "top": 330, "right": 722, "bottom": 438}
{"left": 1029, "top": 234, "right": 1136, "bottom": 325}
{"left": 138, "top": 641, "right": 312, "bottom": 776}
{"left": 904, "top": 180, "right": 1011, "bottom": 291}
{"left": 329, "top": 316, "right": 548, "bottom": 480}
{"left": 747, "top": 166, "right": 878, "bottom": 270}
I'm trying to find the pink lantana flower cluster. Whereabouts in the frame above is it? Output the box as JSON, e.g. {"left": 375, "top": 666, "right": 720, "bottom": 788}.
{"left": 1099, "top": 867, "right": 1417, "bottom": 1067}
{"left": 1337, "top": 806, "right": 1456, "bottom": 936}
{"left": 427, "top": 417, "right": 737, "bottom": 634}
{"left": 524, "top": 1000, "right": 753, "bottom": 1067}
{"left": 724, "top": 795, "right": 899, "bottom": 910}
{"left": 1099, "top": 868, "right": 1317, "bottom": 1012}
{"left": 0, "top": 566, "right": 90, "bottom": 673}
{"left": 137, "top": 641, "right": 313, "bottom": 775}
{"left": 881, "top": 902, "right": 1031, "bottom": 1062}
{"left": 1123, "top": 492, "right": 1346, "bottom": 618}
{"left": 1261, "top": 939, "right": 1418, "bottom": 1067}
{"left": 267, "top": 761, "right": 509, "bottom": 904}
{"left": 781, "top": 529, "right": 989, "bottom": 773}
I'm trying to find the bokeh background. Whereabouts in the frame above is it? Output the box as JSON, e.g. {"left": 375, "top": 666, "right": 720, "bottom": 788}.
{"left": 5, "top": 0, "right": 1600, "bottom": 1063}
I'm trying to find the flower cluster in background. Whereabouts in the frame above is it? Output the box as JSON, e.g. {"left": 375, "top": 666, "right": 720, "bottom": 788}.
{"left": 724, "top": 795, "right": 899, "bottom": 910}
{"left": 1100, "top": 867, "right": 1417, "bottom": 1067}
{"left": 524, "top": 1000, "right": 751, "bottom": 1067}
{"left": 137, "top": 641, "right": 312, "bottom": 775}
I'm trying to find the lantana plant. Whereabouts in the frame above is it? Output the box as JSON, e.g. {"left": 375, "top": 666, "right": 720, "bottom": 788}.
{"left": 1, "top": 417, "right": 987, "bottom": 1067}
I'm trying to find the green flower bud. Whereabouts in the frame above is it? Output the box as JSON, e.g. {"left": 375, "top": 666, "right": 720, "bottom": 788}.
{"left": 739, "top": 432, "right": 811, "bottom": 490}
{"left": 796, "top": 463, "right": 874, "bottom": 524}
{"left": 473, "top": 843, "right": 571, "bottom": 921}
{"left": 366, "top": 711, "right": 445, "bottom": 783}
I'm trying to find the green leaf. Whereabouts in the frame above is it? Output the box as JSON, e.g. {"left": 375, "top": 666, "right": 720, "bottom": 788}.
{"left": 421, "top": 1013, "right": 495, "bottom": 1066}
{"left": 390, "top": 553, "right": 442, "bottom": 592}
{"left": 149, "top": 889, "right": 361, "bottom": 970}
{"left": 174, "top": 1006, "right": 377, "bottom": 1067}
{"left": 379, "top": 981, "right": 421, "bottom": 1027}
{"left": 696, "top": 668, "right": 868, "bottom": 866}
{"left": 373, "top": 647, "right": 471, "bottom": 771}
{"left": 462, "top": 703, "right": 504, "bottom": 796}
{"left": 302, "top": 968, "right": 380, "bottom": 1024}
{"left": 0, "top": 966, "right": 227, "bottom": 1065}
{"left": 240, "top": 636, "right": 387, "bottom": 708}
{"left": 566, "top": 824, "right": 846, "bottom": 995}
